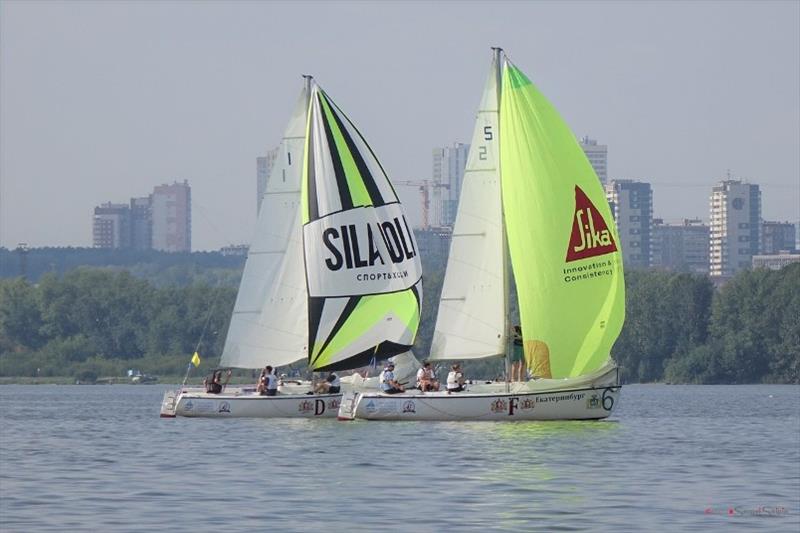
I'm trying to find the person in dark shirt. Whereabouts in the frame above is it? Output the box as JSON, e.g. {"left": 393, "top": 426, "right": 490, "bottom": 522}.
{"left": 315, "top": 372, "right": 341, "bottom": 394}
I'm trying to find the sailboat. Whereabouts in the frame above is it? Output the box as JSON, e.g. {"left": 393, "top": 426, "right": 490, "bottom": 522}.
{"left": 160, "top": 77, "right": 423, "bottom": 418}
{"left": 338, "top": 49, "right": 624, "bottom": 421}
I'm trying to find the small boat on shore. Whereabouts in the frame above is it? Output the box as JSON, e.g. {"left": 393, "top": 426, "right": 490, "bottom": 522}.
{"left": 339, "top": 48, "right": 625, "bottom": 422}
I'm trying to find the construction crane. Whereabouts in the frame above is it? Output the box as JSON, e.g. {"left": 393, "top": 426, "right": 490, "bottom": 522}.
{"left": 394, "top": 180, "right": 450, "bottom": 229}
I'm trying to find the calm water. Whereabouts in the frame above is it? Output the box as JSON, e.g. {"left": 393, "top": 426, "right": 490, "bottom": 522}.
{"left": 1, "top": 384, "right": 798, "bottom": 532}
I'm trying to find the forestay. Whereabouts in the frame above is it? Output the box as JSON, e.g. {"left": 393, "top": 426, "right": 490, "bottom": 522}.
{"left": 302, "top": 85, "right": 423, "bottom": 371}
{"left": 220, "top": 84, "right": 310, "bottom": 369}
{"left": 499, "top": 60, "right": 625, "bottom": 378}
{"left": 430, "top": 52, "right": 506, "bottom": 361}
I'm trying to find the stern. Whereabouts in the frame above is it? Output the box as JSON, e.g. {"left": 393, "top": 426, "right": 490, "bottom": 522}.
{"left": 337, "top": 391, "right": 359, "bottom": 420}
{"left": 159, "top": 389, "right": 179, "bottom": 418}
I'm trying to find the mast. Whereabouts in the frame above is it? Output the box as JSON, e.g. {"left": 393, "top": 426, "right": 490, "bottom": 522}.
{"left": 302, "top": 74, "right": 313, "bottom": 385}
{"left": 491, "top": 47, "right": 512, "bottom": 392}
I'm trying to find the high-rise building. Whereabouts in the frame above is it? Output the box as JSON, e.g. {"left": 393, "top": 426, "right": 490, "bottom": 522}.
{"left": 651, "top": 218, "right": 709, "bottom": 274}
{"left": 151, "top": 180, "right": 191, "bottom": 253}
{"left": 432, "top": 142, "right": 469, "bottom": 227}
{"left": 709, "top": 179, "right": 761, "bottom": 278}
{"left": 580, "top": 135, "right": 608, "bottom": 185}
{"left": 130, "top": 196, "right": 152, "bottom": 251}
{"left": 761, "top": 221, "right": 796, "bottom": 254}
{"left": 257, "top": 147, "right": 279, "bottom": 214}
{"left": 92, "top": 203, "right": 131, "bottom": 249}
{"left": 605, "top": 179, "right": 653, "bottom": 269}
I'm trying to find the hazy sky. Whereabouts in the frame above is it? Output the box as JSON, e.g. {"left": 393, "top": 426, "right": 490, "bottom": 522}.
{"left": 2, "top": 0, "right": 798, "bottom": 251}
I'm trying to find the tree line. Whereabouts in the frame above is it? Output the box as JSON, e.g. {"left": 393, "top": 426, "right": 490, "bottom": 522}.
{"left": 0, "top": 246, "right": 245, "bottom": 286}
{"left": 0, "top": 269, "right": 235, "bottom": 380}
{"left": 0, "top": 263, "right": 797, "bottom": 383}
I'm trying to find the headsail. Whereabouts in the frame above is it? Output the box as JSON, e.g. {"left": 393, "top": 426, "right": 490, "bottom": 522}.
{"left": 220, "top": 83, "right": 311, "bottom": 369}
{"left": 499, "top": 58, "right": 625, "bottom": 378}
{"left": 302, "top": 84, "right": 423, "bottom": 371}
{"left": 429, "top": 51, "right": 506, "bottom": 361}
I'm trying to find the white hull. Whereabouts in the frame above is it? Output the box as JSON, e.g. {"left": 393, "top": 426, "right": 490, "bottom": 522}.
{"left": 161, "top": 388, "right": 342, "bottom": 418}
{"left": 160, "top": 352, "right": 423, "bottom": 419}
{"left": 338, "top": 364, "right": 621, "bottom": 421}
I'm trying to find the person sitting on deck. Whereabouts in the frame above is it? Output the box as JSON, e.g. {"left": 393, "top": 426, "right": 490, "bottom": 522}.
{"left": 261, "top": 365, "right": 278, "bottom": 396}
{"left": 206, "top": 370, "right": 225, "bottom": 394}
{"left": 416, "top": 361, "right": 439, "bottom": 392}
{"left": 446, "top": 364, "right": 465, "bottom": 393}
{"left": 314, "top": 372, "right": 341, "bottom": 394}
{"left": 379, "top": 362, "right": 404, "bottom": 394}
{"left": 256, "top": 368, "right": 268, "bottom": 395}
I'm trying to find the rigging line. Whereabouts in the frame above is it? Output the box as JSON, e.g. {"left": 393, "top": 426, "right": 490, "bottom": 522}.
{"left": 193, "top": 282, "right": 226, "bottom": 358}
{"left": 192, "top": 201, "right": 241, "bottom": 247}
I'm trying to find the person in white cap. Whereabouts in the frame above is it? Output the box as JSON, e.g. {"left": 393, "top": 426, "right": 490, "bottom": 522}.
{"left": 379, "top": 361, "right": 404, "bottom": 394}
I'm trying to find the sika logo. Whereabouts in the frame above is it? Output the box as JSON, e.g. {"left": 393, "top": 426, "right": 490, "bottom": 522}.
{"left": 566, "top": 186, "right": 617, "bottom": 262}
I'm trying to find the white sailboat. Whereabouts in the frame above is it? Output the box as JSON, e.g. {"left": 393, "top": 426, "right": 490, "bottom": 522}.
{"left": 161, "top": 77, "right": 423, "bottom": 418}
{"left": 339, "top": 49, "right": 624, "bottom": 421}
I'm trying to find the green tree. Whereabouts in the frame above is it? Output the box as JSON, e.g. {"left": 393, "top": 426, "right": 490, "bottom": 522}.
{"left": 0, "top": 278, "right": 44, "bottom": 350}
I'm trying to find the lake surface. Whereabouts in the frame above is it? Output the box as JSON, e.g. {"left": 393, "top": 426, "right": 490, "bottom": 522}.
{"left": 1, "top": 384, "right": 798, "bottom": 532}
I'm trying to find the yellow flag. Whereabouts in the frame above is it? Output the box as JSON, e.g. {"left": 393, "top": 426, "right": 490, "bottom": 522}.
{"left": 191, "top": 352, "right": 201, "bottom": 367}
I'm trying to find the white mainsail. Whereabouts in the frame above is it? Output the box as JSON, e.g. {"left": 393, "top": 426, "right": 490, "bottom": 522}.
{"left": 220, "top": 84, "right": 310, "bottom": 368}
{"left": 429, "top": 52, "right": 506, "bottom": 360}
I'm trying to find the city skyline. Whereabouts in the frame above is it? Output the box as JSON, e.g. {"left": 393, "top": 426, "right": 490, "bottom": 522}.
{"left": 92, "top": 180, "right": 191, "bottom": 253}
{"left": 1, "top": 1, "right": 798, "bottom": 250}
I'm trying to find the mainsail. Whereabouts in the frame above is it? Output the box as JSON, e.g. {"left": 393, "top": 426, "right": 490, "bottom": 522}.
{"left": 220, "top": 83, "right": 311, "bottom": 369}
{"left": 430, "top": 50, "right": 625, "bottom": 380}
{"left": 430, "top": 51, "right": 506, "bottom": 360}
{"left": 499, "top": 58, "right": 625, "bottom": 379}
{"left": 302, "top": 84, "right": 423, "bottom": 372}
